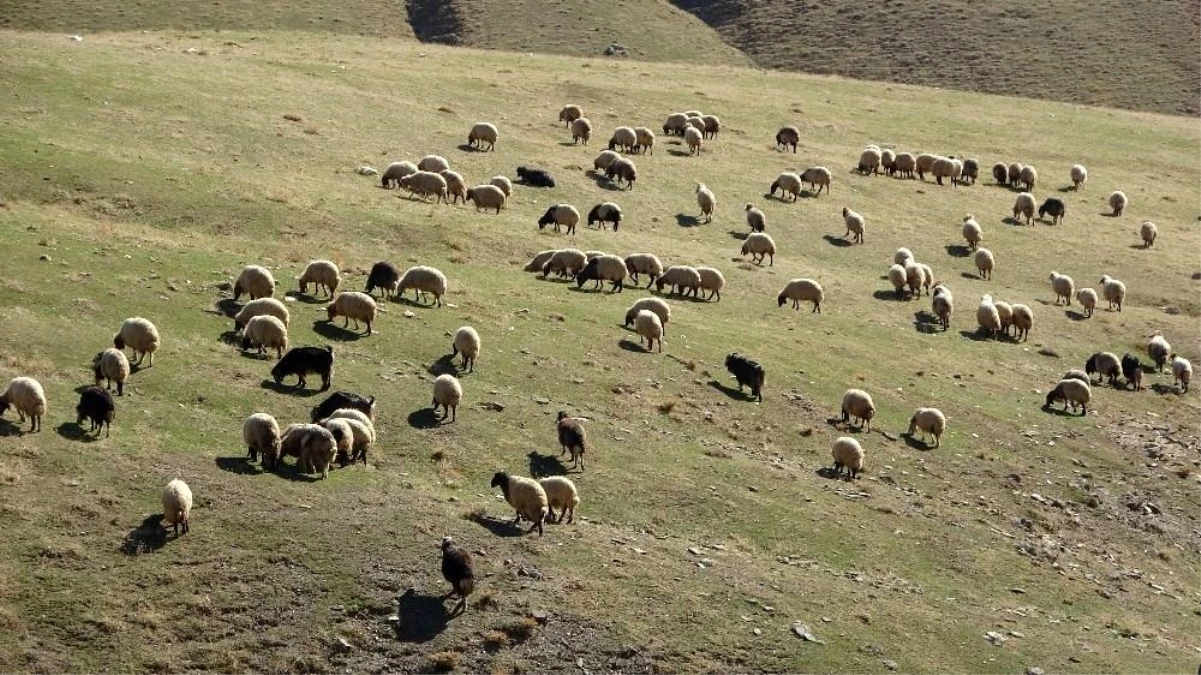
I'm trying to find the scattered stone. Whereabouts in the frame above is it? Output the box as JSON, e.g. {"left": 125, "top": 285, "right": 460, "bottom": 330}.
{"left": 1026, "top": 668, "right": 1045, "bottom": 675}
{"left": 752, "top": 627, "right": 762, "bottom": 636}
{"left": 480, "top": 401, "right": 505, "bottom": 412}
{"left": 403, "top": 310, "right": 415, "bottom": 318}
{"left": 357, "top": 166, "right": 379, "bottom": 176}
{"left": 334, "top": 636, "right": 352, "bottom": 652}
{"left": 39, "top": 254, "right": 51, "bottom": 262}
{"left": 1009, "top": 587, "right": 1027, "bottom": 594}
{"left": 984, "top": 631, "right": 1007, "bottom": 646}
{"left": 283, "top": 113, "right": 303, "bottom": 122}
{"left": 535, "top": 397, "right": 550, "bottom": 405}
{"left": 69, "top": 34, "right": 83, "bottom": 41}
{"left": 883, "top": 660, "right": 898, "bottom": 671}
{"left": 792, "top": 622, "right": 824, "bottom": 643}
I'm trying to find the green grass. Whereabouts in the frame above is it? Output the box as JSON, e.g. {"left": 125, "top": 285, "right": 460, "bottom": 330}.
{"left": 0, "top": 29, "right": 1198, "bottom": 673}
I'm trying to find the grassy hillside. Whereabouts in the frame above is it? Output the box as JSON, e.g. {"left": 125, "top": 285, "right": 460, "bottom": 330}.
{"left": 0, "top": 29, "right": 1199, "bottom": 674}
{"left": 670, "top": 0, "right": 1201, "bottom": 116}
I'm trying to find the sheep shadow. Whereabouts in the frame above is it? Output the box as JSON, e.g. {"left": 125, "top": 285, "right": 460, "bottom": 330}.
{"left": 428, "top": 354, "right": 461, "bottom": 378}
{"left": 407, "top": 407, "right": 444, "bottom": 429}
{"left": 961, "top": 272, "right": 984, "bottom": 280}
{"left": 666, "top": 149, "right": 692, "bottom": 157}
{"left": 218, "top": 329, "right": 241, "bottom": 346}
{"left": 1150, "top": 383, "right": 1181, "bottom": 396}
{"left": 1001, "top": 217, "right": 1027, "bottom": 227}
{"left": 119, "top": 515, "right": 170, "bottom": 555}
{"left": 286, "top": 291, "right": 329, "bottom": 305}
{"left": 55, "top": 422, "right": 102, "bottom": 443}
{"left": 1100, "top": 212, "right": 1120, "bottom": 218}
{"left": 214, "top": 298, "right": 241, "bottom": 318}
{"left": 958, "top": 329, "right": 992, "bottom": 342}
{"left": 527, "top": 450, "right": 569, "bottom": 478}
{"left": 1057, "top": 186, "right": 1077, "bottom": 193}
{"left": 708, "top": 380, "right": 754, "bottom": 402}
{"left": 1128, "top": 244, "right": 1150, "bottom": 250}
{"left": 729, "top": 230, "right": 750, "bottom": 241}
{"left": 395, "top": 295, "right": 441, "bottom": 308}
{"left": 944, "top": 244, "right": 972, "bottom": 258}
{"left": 618, "top": 339, "right": 654, "bottom": 353}
{"left": 312, "top": 320, "right": 365, "bottom": 342}
{"left": 763, "top": 193, "right": 799, "bottom": 204}
{"left": 1042, "top": 404, "right": 1086, "bottom": 417}
{"left": 675, "top": 213, "right": 701, "bottom": 228}
{"left": 1065, "top": 310, "right": 1089, "bottom": 321}
{"left": 237, "top": 348, "right": 271, "bottom": 361}
{"left": 822, "top": 234, "right": 853, "bottom": 248}
{"left": 912, "top": 311, "right": 941, "bottom": 334}
{"left": 872, "top": 290, "right": 908, "bottom": 302}
{"left": 901, "top": 433, "right": 936, "bottom": 451}
{"left": 392, "top": 588, "right": 451, "bottom": 643}
{"left": 558, "top": 141, "right": 581, "bottom": 147}
{"left": 456, "top": 143, "right": 486, "bottom": 153}
{"left": 466, "top": 513, "right": 526, "bottom": 539}
{"left": 214, "top": 456, "right": 262, "bottom": 476}
{"left": 259, "top": 380, "right": 324, "bottom": 397}
{"left": 814, "top": 466, "right": 854, "bottom": 481}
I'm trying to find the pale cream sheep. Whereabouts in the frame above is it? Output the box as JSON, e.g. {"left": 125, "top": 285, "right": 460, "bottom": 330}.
{"left": 684, "top": 126, "right": 704, "bottom": 155}
{"left": 1013, "top": 192, "right": 1036, "bottom": 225}
{"left": 655, "top": 265, "right": 702, "bottom": 297}
{"left": 466, "top": 184, "right": 506, "bottom": 213}
{"left": 831, "top": 437, "right": 865, "bottom": 479}
{"left": 770, "top": 172, "right": 802, "bottom": 201}
{"left": 977, "top": 294, "right": 1001, "bottom": 339}
{"left": 326, "top": 291, "right": 378, "bottom": 335}
{"left": 1049, "top": 272, "right": 1075, "bottom": 305}
{"left": 432, "top": 374, "right": 462, "bottom": 422}
{"left": 1099, "top": 275, "right": 1126, "bottom": 311}
{"left": 800, "top": 166, "right": 832, "bottom": 195}
{"left": 858, "top": 147, "right": 882, "bottom": 175}
{"left": 234, "top": 264, "right": 276, "bottom": 300}
{"left": 489, "top": 175, "right": 513, "bottom": 198}
{"left": 1070, "top": 164, "right": 1087, "bottom": 189}
{"left": 623, "top": 253, "right": 663, "bottom": 287}
{"left": 0, "top": 376, "right": 46, "bottom": 432}
{"left": 696, "top": 266, "right": 725, "bottom": 301}
{"left": 624, "top": 297, "right": 671, "bottom": 334}
{"left": 994, "top": 300, "right": 1014, "bottom": 336}
{"left": 241, "top": 314, "right": 289, "bottom": 358}
{"left": 696, "top": 183, "right": 716, "bottom": 223}
{"left": 741, "top": 232, "right": 776, "bottom": 266}
{"left": 93, "top": 348, "right": 130, "bottom": 396}
{"left": 1139, "top": 221, "right": 1157, "bottom": 248}
{"left": 398, "top": 171, "right": 449, "bottom": 203}
{"left": 842, "top": 207, "right": 864, "bottom": 243}
{"left": 593, "top": 150, "right": 621, "bottom": 173}
{"left": 114, "top": 317, "right": 160, "bottom": 367}
{"left": 452, "top": 326, "right": 480, "bottom": 372}
{"left": 1044, "top": 379, "right": 1091, "bottom": 415}
{"left": 1019, "top": 165, "right": 1037, "bottom": 191}
{"left": 608, "top": 126, "right": 638, "bottom": 153}
{"left": 440, "top": 169, "right": 468, "bottom": 204}
{"left": 962, "top": 215, "right": 983, "bottom": 250}
{"left": 490, "top": 472, "right": 548, "bottom": 536}
{"left": 1147, "top": 332, "right": 1172, "bottom": 371}
{"left": 888, "top": 264, "right": 908, "bottom": 298}
{"left": 541, "top": 249, "right": 587, "bottom": 279}
{"left": 417, "top": 155, "right": 450, "bottom": 173}
{"left": 380, "top": 160, "right": 418, "bottom": 188}
{"left": 894, "top": 247, "right": 914, "bottom": 266}
{"left": 299, "top": 260, "right": 341, "bottom": 297}
{"left": 524, "top": 250, "right": 558, "bottom": 273}
{"left": 840, "top": 389, "right": 875, "bottom": 432}
{"left": 701, "top": 114, "right": 721, "bottom": 139}
{"left": 234, "top": 297, "right": 289, "bottom": 331}
{"left": 398, "top": 266, "right": 447, "bottom": 306}
{"left": 467, "top": 122, "right": 498, "bottom": 151}
{"left": 538, "top": 476, "right": 579, "bottom": 524}
{"left": 745, "top": 204, "right": 766, "bottom": 232}
{"left": 974, "top": 248, "right": 995, "bottom": 280}
{"left": 1011, "top": 304, "right": 1034, "bottom": 341}
{"left": 161, "top": 479, "right": 193, "bottom": 536}
{"left": 1172, "top": 355, "right": 1192, "bottom": 393}
{"left": 1075, "top": 288, "right": 1097, "bottom": 317}
{"left": 571, "top": 117, "right": 593, "bottom": 145}
{"left": 892, "top": 152, "right": 916, "bottom": 178}
{"left": 907, "top": 408, "right": 945, "bottom": 447}
{"left": 777, "top": 278, "right": 824, "bottom": 312}
{"left": 1108, "top": 190, "right": 1128, "bottom": 216}
{"left": 1007, "top": 162, "right": 1024, "bottom": 186}
{"left": 915, "top": 153, "right": 939, "bottom": 180}
{"left": 633, "top": 309, "right": 663, "bottom": 353}
{"left": 931, "top": 284, "right": 953, "bottom": 330}
{"left": 633, "top": 127, "right": 655, "bottom": 154}
{"left": 243, "top": 412, "right": 282, "bottom": 468}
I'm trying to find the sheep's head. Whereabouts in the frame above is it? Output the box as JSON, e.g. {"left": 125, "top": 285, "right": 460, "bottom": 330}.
{"left": 113, "top": 333, "right": 125, "bottom": 350}
{"left": 325, "top": 302, "right": 337, "bottom": 322}
{"left": 777, "top": 292, "right": 788, "bottom": 307}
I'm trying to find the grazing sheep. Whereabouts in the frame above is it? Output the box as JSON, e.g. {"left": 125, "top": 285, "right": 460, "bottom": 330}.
{"left": 398, "top": 171, "right": 448, "bottom": 203}
{"left": 858, "top": 147, "right": 882, "bottom": 175}
{"left": 243, "top": 412, "right": 281, "bottom": 468}
{"left": 575, "top": 254, "right": 628, "bottom": 293}
{"left": 380, "top": 160, "right": 418, "bottom": 188}
{"left": 831, "top": 437, "right": 865, "bottom": 479}
{"left": 272, "top": 346, "right": 333, "bottom": 391}
{"left": 333, "top": 417, "right": 373, "bottom": 465}
{"left": 451, "top": 326, "right": 480, "bottom": 372}
{"left": 76, "top": 386, "right": 114, "bottom": 437}
{"left": 489, "top": 175, "right": 513, "bottom": 198}
{"left": 841, "top": 389, "right": 875, "bottom": 431}
{"left": 365, "top": 262, "right": 401, "bottom": 300}
{"left": 466, "top": 184, "right": 507, "bottom": 214}
{"left": 1076, "top": 288, "right": 1098, "bottom": 317}
{"left": 539, "top": 476, "right": 579, "bottom": 523}
{"left": 1011, "top": 304, "right": 1033, "bottom": 341}
{"left": 931, "top": 284, "right": 953, "bottom": 330}
{"left": 685, "top": 115, "right": 705, "bottom": 132}
{"left": 113, "top": 317, "right": 160, "bottom": 367}
{"left": 725, "top": 352, "right": 765, "bottom": 402}
{"left": 524, "top": 250, "right": 558, "bottom": 273}
{"left": 1008, "top": 162, "right": 1023, "bottom": 186}
{"left": 961, "top": 158, "right": 980, "bottom": 184}
{"left": 538, "top": 204, "right": 580, "bottom": 235}
{"left": 516, "top": 166, "right": 556, "bottom": 188}
{"left": 326, "top": 292, "right": 377, "bottom": 335}
{"left": 701, "top": 114, "right": 721, "bottom": 139}
{"left": 977, "top": 294, "right": 1002, "bottom": 339}
{"left": 696, "top": 183, "right": 716, "bottom": 223}
{"left": 633, "top": 126, "right": 656, "bottom": 154}
{"left": 775, "top": 125, "right": 800, "bottom": 152}
{"left": 298, "top": 260, "right": 341, "bottom": 298}
{"left": 1019, "top": 165, "right": 1038, "bottom": 191}
{"left": 746, "top": 204, "right": 767, "bottom": 232}
{"left": 1085, "top": 351, "right": 1122, "bottom": 387}
{"left": 605, "top": 157, "right": 637, "bottom": 189}
{"left": 234, "top": 265, "right": 276, "bottom": 301}
{"left": 1063, "top": 369, "right": 1090, "bottom": 383}
{"left": 892, "top": 152, "right": 917, "bottom": 178}
{"left": 992, "top": 162, "right": 1009, "bottom": 185}
{"left": 1147, "top": 332, "right": 1172, "bottom": 371}
{"left": 994, "top": 300, "right": 1014, "bottom": 336}
{"left": 1049, "top": 272, "right": 1075, "bottom": 305}
{"left": 1108, "top": 190, "right": 1128, "bottom": 216}
{"left": 655, "top": 265, "right": 702, "bottom": 297}
{"left": 310, "top": 391, "right": 376, "bottom": 423}
{"left": 490, "top": 472, "right": 548, "bottom": 536}
{"left": 93, "top": 348, "right": 130, "bottom": 396}
{"left": 697, "top": 266, "right": 725, "bottom": 301}
{"left": 974, "top": 248, "right": 995, "bottom": 280}
{"left": 905, "top": 261, "right": 930, "bottom": 298}
{"left": 1099, "top": 275, "right": 1126, "bottom": 311}
{"left": 915, "top": 153, "right": 939, "bottom": 180}
{"left": 161, "top": 479, "right": 192, "bottom": 536}
{"left": 888, "top": 264, "right": 908, "bottom": 299}
{"left": 624, "top": 297, "right": 670, "bottom": 334}
{"left": 684, "top": 126, "right": 704, "bottom": 154}
{"left": 241, "top": 314, "right": 289, "bottom": 358}
{"left": 440, "top": 169, "right": 468, "bottom": 204}
{"left": 0, "top": 377, "right": 46, "bottom": 432}
{"left": 1038, "top": 198, "right": 1066, "bottom": 225}
{"left": 417, "top": 155, "right": 450, "bottom": 173}
{"left": 542, "top": 249, "right": 588, "bottom": 279}
{"left": 398, "top": 266, "right": 447, "bottom": 307}
{"left": 623, "top": 254, "right": 663, "bottom": 288}
{"left": 1013, "top": 193, "right": 1036, "bottom": 225}
{"left": 741, "top": 232, "right": 776, "bottom": 266}
{"left": 467, "top": 122, "right": 498, "bottom": 151}
{"left": 1070, "top": 164, "right": 1088, "bottom": 189}
{"left": 908, "top": 408, "right": 946, "bottom": 447}
{"left": 880, "top": 148, "right": 897, "bottom": 173}
{"left": 588, "top": 202, "right": 623, "bottom": 231}
{"left": 593, "top": 150, "right": 621, "bottom": 174}
{"left": 800, "top": 166, "right": 832, "bottom": 195}
{"left": 662, "top": 112, "right": 689, "bottom": 136}
{"left": 283, "top": 423, "right": 338, "bottom": 478}
{"left": 777, "top": 278, "right": 824, "bottom": 312}
{"left": 894, "top": 247, "right": 915, "bottom": 266}
{"left": 441, "top": 537, "right": 475, "bottom": 612}
{"left": 1044, "top": 379, "right": 1091, "bottom": 415}
{"left": 1139, "top": 221, "right": 1157, "bottom": 248}
{"left": 931, "top": 156, "right": 960, "bottom": 186}
{"left": 962, "top": 215, "right": 983, "bottom": 250}
{"left": 769, "top": 172, "right": 802, "bottom": 202}
{"left": 556, "top": 411, "right": 587, "bottom": 470}
{"left": 559, "top": 104, "right": 583, "bottom": 126}
{"left": 432, "top": 374, "right": 462, "bottom": 422}
{"left": 607, "top": 126, "right": 638, "bottom": 153}
{"left": 842, "top": 207, "right": 864, "bottom": 243}
{"left": 633, "top": 309, "right": 663, "bottom": 353}
{"left": 322, "top": 409, "right": 376, "bottom": 440}
{"left": 1172, "top": 354, "right": 1192, "bottom": 392}
{"left": 1121, "top": 353, "right": 1144, "bottom": 391}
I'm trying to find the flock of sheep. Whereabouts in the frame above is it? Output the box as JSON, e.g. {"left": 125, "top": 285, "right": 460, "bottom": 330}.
{"left": 1, "top": 100, "right": 1193, "bottom": 609}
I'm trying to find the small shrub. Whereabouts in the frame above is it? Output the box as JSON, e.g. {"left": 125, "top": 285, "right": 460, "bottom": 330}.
{"left": 428, "top": 651, "right": 460, "bottom": 672}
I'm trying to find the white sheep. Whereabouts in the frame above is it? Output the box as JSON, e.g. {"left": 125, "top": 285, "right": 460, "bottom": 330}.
{"left": 524, "top": 250, "right": 558, "bottom": 273}
{"left": 662, "top": 112, "right": 689, "bottom": 136}
{"left": 745, "top": 204, "right": 766, "bottom": 232}
{"left": 697, "top": 266, "right": 725, "bottom": 301}
{"left": 1070, "top": 164, "right": 1087, "bottom": 189}
{"left": 840, "top": 389, "right": 875, "bottom": 431}
{"left": 559, "top": 104, "right": 583, "bottom": 127}
{"left": 398, "top": 171, "right": 449, "bottom": 203}
{"left": 655, "top": 265, "right": 702, "bottom": 297}
{"left": 1019, "top": 165, "right": 1038, "bottom": 191}
{"left": 974, "top": 248, "right": 995, "bottom": 280}
{"left": 326, "top": 291, "right": 378, "bottom": 335}
{"left": 701, "top": 114, "right": 721, "bottom": 139}
{"left": 1139, "top": 221, "right": 1157, "bottom": 248}
{"left": 538, "top": 476, "right": 579, "bottom": 524}
{"left": 907, "top": 408, "right": 945, "bottom": 447}
{"left": 892, "top": 152, "right": 916, "bottom": 178}
{"left": 576, "top": 254, "right": 628, "bottom": 292}
{"left": 93, "top": 347, "right": 130, "bottom": 396}
{"left": 1007, "top": 162, "right": 1024, "bottom": 186}
{"left": 280, "top": 423, "right": 338, "bottom": 478}
{"left": 887, "top": 264, "right": 908, "bottom": 299}
{"left": 918, "top": 263, "right": 935, "bottom": 295}
{"left": 538, "top": 203, "right": 581, "bottom": 235}
{"left": 624, "top": 297, "right": 671, "bottom": 334}
{"left": 608, "top": 126, "right": 638, "bottom": 153}
{"left": 490, "top": 472, "right": 548, "bottom": 536}
{"left": 398, "top": 266, "right": 447, "bottom": 307}
{"left": 894, "top": 247, "right": 915, "bottom": 266}
{"left": 962, "top": 215, "right": 982, "bottom": 250}
{"left": 452, "top": 326, "right": 480, "bottom": 372}
{"left": 977, "top": 294, "right": 1001, "bottom": 339}
{"left": 234, "top": 264, "right": 276, "bottom": 301}
{"left": 842, "top": 207, "right": 864, "bottom": 243}
{"left": 0, "top": 376, "right": 46, "bottom": 432}
{"left": 593, "top": 150, "right": 621, "bottom": 173}
{"left": 380, "top": 160, "right": 418, "bottom": 188}
{"left": 741, "top": 232, "right": 776, "bottom": 266}
{"left": 606, "top": 157, "right": 637, "bottom": 189}
{"left": 542, "top": 249, "right": 587, "bottom": 279}
{"left": 243, "top": 412, "right": 282, "bottom": 468}
{"left": 633, "top": 309, "right": 663, "bottom": 353}
{"left": 417, "top": 155, "right": 450, "bottom": 173}
{"left": 994, "top": 300, "right": 1014, "bottom": 336}
{"left": 633, "top": 127, "right": 655, "bottom": 154}
{"left": 858, "top": 147, "right": 882, "bottom": 175}
{"left": 489, "top": 175, "right": 513, "bottom": 198}
{"left": 684, "top": 126, "right": 704, "bottom": 155}
{"left": 299, "top": 260, "right": 341, "bottom": 297}
{"left": 440, "top": 169, "right": 468, "bottom": 204}
{"left": 800, "top": 166, "right": 832, "bottom": 195}
{"left": 623, "top": 253, "right": 662, "bottom": 288}
{"left": 571, "top": 117, "right": 593, "bottom": 145}
{"left": 881, "top": 148, "right": 897, "bottom": 173}
{"left": 1075, "top": 288, "right": 1097, "bottom": 317}
{"left": 466, "top": 184, "right": 506, "bottom": 213}
{"left": 904, "top": 260, "right": 926, "bottom": 298}
{"left": 931, "top": 156, "right": 959, "bottom": 186}
{"left": 467, "top": 122, "right": 498, "bottom": 151}
{"left": 931, "top": 284, "right": 953, "bottom": 330}
{"left": 322, "top": 417, "right": 354, "bottom": 464}
{"left": 696, "top": 183, "right": 716, "bottom": 223}
{"left": 1108, "top": 190, "right": 1128, "bottom": 216}
{"left": 241, "top": 314, "right": 289, "bottom": 358}
{"left": 830, "top": 437, "right": 865, "bottom": 479}
{"left": 339, "top": 417, "right": 374, "bottom": 464}
{"left": 1099, "top": 275, "right": 1126, "bottom": 311}
{"left": 234, "top": 297, "right": 289, "bottom": 331}
{"left": 1044, "top": 379, "right": 1091, "bottom": 415}
{"left": 777, "top": 278, "right": 824, "bottom": 312}
{"left": 1013, "top": 193, "right": 1036, "bottom": 225}
{"left": 1147, "top": 332, "right": 1172, "bottom": 371}
{"left": 161, "top": 478, "right": 192, "bottom": 536}
{"left": 323, "top": 409, "right": 376, "bottom": 441}
{"left": 114, "top": 317, "right": 160, "bottom": 367}
{"left": 432, "top": 374, "right": 462, "bottom": 422}
{"left": 1172, "top": 354, "right": 1192, "bottom": 393}
{"left": 1011, "top": 303, "right": 1034, "bottom": 341}
{"left": 1049, "top": 272, "right": 1075, "bottom": 305}
{"left": 770, "top": 172, "right": 803, "bottom": 201}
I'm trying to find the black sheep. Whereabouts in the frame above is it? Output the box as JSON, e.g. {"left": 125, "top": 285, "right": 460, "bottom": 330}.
{"left": 724, "top": 352, "right": 765, "bottom": 402}
{"left": 309, "top": 391, "right": 375, "bottom": 423}
{"left": 1121, "top": 353, "right": 1144, "bottom": 391}
{"left": 1038, "top": 198, "right": 1067, "bottom": 225}
{"left": 75, "top": 386, "right": 114, "bottom": 437}
{"left": 516, "top": 166, "right": 555, "bottom": 188}
{"left": 272, "top": 346, "right": 333, "bottom": 391}
{"left": 992, "top": 163, "right": 1008, "bottom": 185}
{"left": 556, "top": 411, "right": 587, "bottom": 471}
{"left": 440, "top": 536, "right": 475, "bottom": 614}
{"left": 364, "top": 261, "right": 401, "bottom": 299}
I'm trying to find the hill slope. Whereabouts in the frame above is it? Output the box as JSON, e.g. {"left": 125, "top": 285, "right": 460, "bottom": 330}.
{"left": 670, "top": 0, "right": 1201, "bottom": 116}
{"left": 0, "top": 29, "right": 1199, "bottom": 674}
